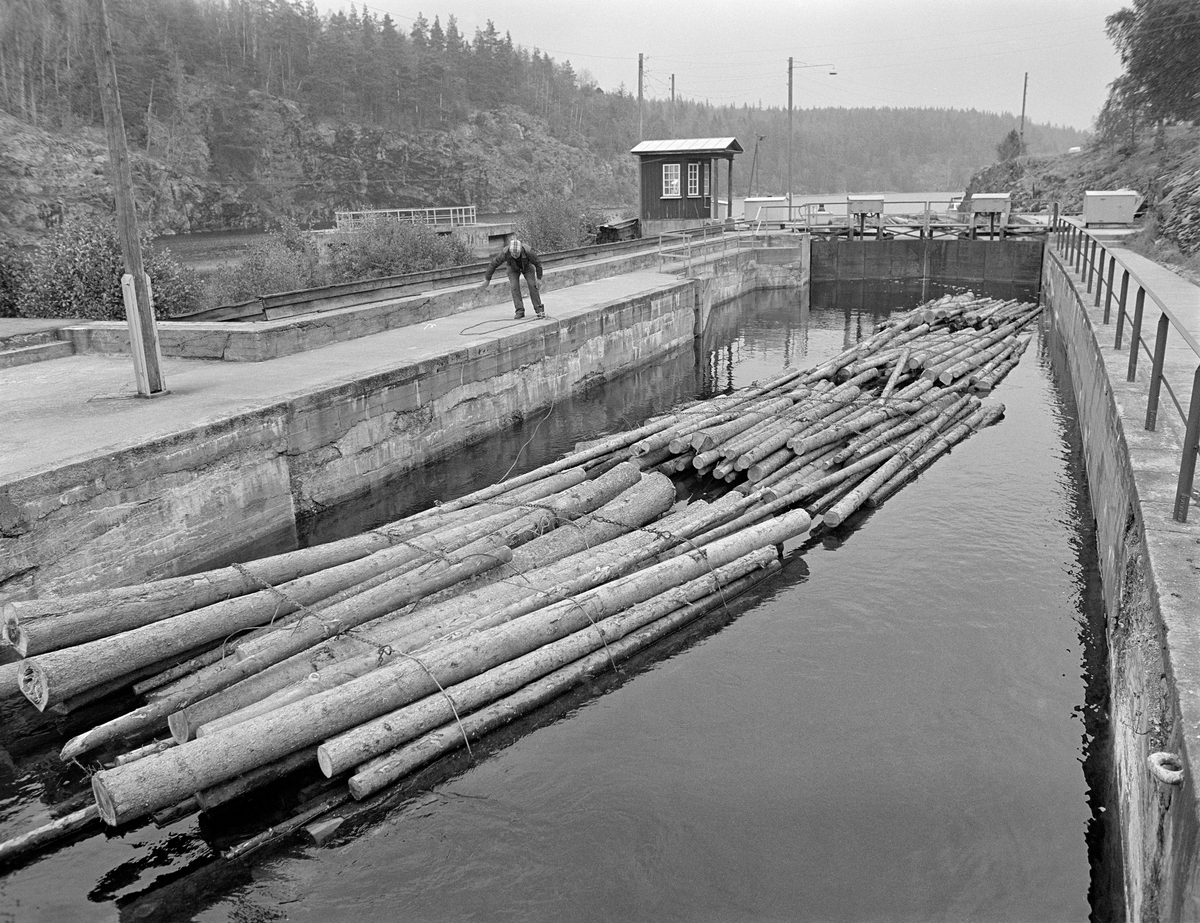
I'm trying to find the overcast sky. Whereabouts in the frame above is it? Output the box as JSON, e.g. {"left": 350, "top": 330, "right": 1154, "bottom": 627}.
{"left": 323, "top": 0, "right": 1128, "bottom": 130}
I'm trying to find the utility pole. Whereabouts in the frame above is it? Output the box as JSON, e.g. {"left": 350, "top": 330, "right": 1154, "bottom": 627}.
{"left": 671, "top": 74, "right": 675, "bottom": 135}
{"left": 1019, "top": 72, "right": 1028, "bottom": 154}
{"left": 638, "top": 53, "right": 644, "bottom": 141}
{"left": 90, "top": 0, "right": 165, "bottom": 396}
{"left": 787, "top": 57, "right": 793, "bottom": 223}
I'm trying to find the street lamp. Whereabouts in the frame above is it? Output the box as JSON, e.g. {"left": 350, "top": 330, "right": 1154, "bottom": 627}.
{"left": 788, "top": 58, "right": 837, "bottom": 223}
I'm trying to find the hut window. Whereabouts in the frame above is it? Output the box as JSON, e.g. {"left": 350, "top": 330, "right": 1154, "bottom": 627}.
{"left": 703, "top": 163, "right": 710, "bottom": 196}
{"left": 687, "top": 164, "right": 700, "bottom": 196}
{"left": 662, "top": 164, "right": 681, "bottom": 198}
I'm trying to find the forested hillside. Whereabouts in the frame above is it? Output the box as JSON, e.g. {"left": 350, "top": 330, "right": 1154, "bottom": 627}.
{"left": 0, "top": 0, "right": 1088, "bottom": 242}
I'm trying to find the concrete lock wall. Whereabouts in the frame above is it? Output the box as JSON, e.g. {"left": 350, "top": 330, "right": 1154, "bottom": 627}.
{"left": 1042, "top": 251, "right": 1200, "bottom": 920}
{"left": 811, "top": 237, "right": 1044, "bottom": 286}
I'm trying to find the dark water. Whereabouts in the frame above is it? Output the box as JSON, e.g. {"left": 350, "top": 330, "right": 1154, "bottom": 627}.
{"left": 0, "top": 282, "right": 1120, "bottom": 921}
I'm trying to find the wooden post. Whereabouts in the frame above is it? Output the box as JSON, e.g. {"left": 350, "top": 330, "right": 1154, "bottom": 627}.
{"left": 90, "top": 0, "right": 165, "bottom": 396}
{"left": 787, "top": 57, "right": 793, "bottom": 224}
{"left": 726, "top": 156, "right": 734, "bottom": 221}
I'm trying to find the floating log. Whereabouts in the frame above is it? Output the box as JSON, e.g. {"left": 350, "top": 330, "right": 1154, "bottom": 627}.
{"left": 221, "top": 791, "right": 350, "bottom": 861}
{"left": 175, "top": 480, "right": 683, "bottom": 741}
{"left": 879, "top": 349, "right": 910, "bottom": 400}
{"left": 89, "top": 510, "right": 813, "bottom": 826}
{"left": 57, "top": 546, "right": 512, "bottom": 760}
{"left": 188, "top": 496, "right": 747, "bottom": 739}
{"left": 1, "top": 538, "right": 399, "bottom": 658}
{"left": 0, "top": 805, "right": 100, "bottom": 868}
{"left": 748, "top": 443, "right": 842, "bottom": 494}
{"left": 20, "top": 542, "right": 513, "bottom": 713}
{"left": 51, "top": 463, "right": 644, "bottom": 727}
{"left": 344, "top": 563, "right": 777, "bottom": 800}
{"left": 822, "top": 405, "right": 962, "bottom": 528}
{"left": 0, "top": 660, "right": 23, "bottom": 701}
{"left": 319, "top": 547, "right": 781, "bottom": 778}
{"left": 195, "top": 748, "right": 318, "bottom": 812}
{"left": 2, "top": 464, "right": 587, "bottom": 661}
{"left": 869, "top": 403, "right": 1006, "bottom": 506}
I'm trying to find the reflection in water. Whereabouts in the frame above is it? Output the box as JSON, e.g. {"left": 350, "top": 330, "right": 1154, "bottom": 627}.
{"left": 0, "top": 283, "right": 1119, "bottom": 922}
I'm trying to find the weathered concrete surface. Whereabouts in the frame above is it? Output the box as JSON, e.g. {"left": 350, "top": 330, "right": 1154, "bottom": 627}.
{"left": 1044, "top": 240, "right": 1200, "bottom": 921}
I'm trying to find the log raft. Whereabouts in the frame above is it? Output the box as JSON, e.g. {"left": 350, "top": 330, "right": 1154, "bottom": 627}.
{"left": 0, "top": 293, "right": 1039, "bottom": 854}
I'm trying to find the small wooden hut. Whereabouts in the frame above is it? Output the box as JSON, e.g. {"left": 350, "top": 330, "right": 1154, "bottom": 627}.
{"left": 630, "top": 138, "right": 743, "bottom": 236}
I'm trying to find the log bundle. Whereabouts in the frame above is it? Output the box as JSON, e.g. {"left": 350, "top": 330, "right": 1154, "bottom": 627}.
{"left": 0, "top": 292, "right": 1038, "bottom": 864}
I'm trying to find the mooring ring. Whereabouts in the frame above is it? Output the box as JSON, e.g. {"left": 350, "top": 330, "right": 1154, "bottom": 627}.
{"left": 1148, "top": 751, "right": 1185, "bottom": 785}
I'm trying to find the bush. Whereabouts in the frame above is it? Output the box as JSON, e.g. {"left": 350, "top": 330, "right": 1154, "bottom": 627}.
{"left": 322, "top": 219, "right": 472, "bottom": 282}
{"left": 0, "top": 241, "right": 27, "bottom": 318}
{"left": 16, "top": 217, "right": 202, "bottom": 320}
{"left": 513, "top": 191, "right": 607, "bottom": 253}
{"left": 203, "top": 220, "right": 472, "bottom": 307}
{"left": 203, "top": 226, "right": 324, "bottom": 306}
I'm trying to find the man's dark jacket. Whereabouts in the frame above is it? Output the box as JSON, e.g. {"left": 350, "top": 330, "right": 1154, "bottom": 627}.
{"left": 484, "top": 244, "right": 543, "bottom": 281}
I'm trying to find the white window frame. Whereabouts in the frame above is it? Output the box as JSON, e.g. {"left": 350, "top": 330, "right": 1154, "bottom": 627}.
{"left": 662, "top": 163, "right": 681, "bottom": 198}
{"left": 687, "top": 163, "right": 700, "bottom": 197}
{"left": 703, "top": 162, "right": 710, "bottom": 196}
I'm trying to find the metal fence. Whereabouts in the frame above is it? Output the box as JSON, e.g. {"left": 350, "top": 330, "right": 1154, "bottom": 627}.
{"left": 1052, "top": 218, "right": 1200, "bottom": 522}
{"left": 655, "top": 223, "right": 755, "bottom": 273}
{"left": 334, "top": 206, "right": 478, "bottom": 230}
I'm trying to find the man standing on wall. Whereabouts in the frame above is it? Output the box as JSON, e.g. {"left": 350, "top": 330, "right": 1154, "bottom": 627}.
{"left": 480, "top": 238, "right": 545, "bottom": 319}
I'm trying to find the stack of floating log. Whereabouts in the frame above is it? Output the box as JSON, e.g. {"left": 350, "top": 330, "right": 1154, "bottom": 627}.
{"left": 0, "top": 292, "right": 1038, "bottom": 863}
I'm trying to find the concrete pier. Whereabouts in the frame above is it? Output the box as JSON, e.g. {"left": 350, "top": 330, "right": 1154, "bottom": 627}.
{"left": 1043, "top": 238, "right": 1200, "bottom": 919}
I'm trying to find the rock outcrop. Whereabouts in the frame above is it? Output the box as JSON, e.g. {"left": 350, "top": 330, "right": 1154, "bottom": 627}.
{"left": 1, "top": 81, "right": 636, "bottom": 247}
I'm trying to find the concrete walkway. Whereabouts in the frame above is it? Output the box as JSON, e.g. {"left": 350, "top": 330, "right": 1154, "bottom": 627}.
{"left": 0, "top": 270, "right": 678, "bottom": 483}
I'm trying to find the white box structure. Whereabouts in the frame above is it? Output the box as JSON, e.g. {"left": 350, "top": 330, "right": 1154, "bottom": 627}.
{"left": 1083, "top": 190, "right": 1143, "bottom": 227}
{"left": 970, "top": 193, "right": 1011, "bottom": 215}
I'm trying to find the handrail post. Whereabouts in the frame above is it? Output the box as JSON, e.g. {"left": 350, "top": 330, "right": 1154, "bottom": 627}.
{"left": 1126, "top": 287, "right": 1145, "bottom": 373}
{"left": 1094, "top": 247, "right": 1106, "bottom": 306}
{"left": 1114, "top": 270, "right": 1130, "bottom": 343}
{"left": 1145, "top": 312, "right": 1170, "bottom": 430}
{"left": 1174, "top": 365, "right": 1200, "bottom": 522}
{"left": 1086, "top": 239, "right": 1096, "bottom": 293}
{"left": 1073, "top": 228, "right": 1082, "bottom": 273}
{"left": 1103, "top": 257, "right": 1116, "bottom": 322}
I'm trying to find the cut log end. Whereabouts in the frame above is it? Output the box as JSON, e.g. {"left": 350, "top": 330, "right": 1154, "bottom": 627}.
{"left": 17, "top": 663, "right": 49, "bottom": 712}
{"left": 316, "top": 745, "right": 336, "bottom": 779}
{"left": 92, "top": 774, "right": 119, "bottom": 827}
{"left": 1, "top": 605, "right": 20, "bottom": 649}
{"left": 167, "top": 711, "right": 193, "bottom": 745}
{"left": 9, "top": 627, "right": 29, "bottom": 657}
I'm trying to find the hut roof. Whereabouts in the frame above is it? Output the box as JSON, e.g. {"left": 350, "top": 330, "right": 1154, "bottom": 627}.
{"left": 629, "top": 138, "right": 744, "bottom": 156}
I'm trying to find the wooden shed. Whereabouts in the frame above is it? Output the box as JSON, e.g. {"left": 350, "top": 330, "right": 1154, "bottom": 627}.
{"left": 630, "top": 138, "right": 743, "bottom": 236}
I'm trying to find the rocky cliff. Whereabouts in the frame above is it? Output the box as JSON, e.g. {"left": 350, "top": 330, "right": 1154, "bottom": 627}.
{"left": 0, "top": 82, "right": 636, "bottom": 247}
{"left": 963, "top": 128, "right": 1200, "bottom": 255}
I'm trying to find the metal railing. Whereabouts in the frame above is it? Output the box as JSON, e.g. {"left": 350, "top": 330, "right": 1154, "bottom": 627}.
{"left": 334, "top": 206, "right": 478, "bottom": 230}
{"left": 655, "top": 223, "right": 752, "bottom": 274}
{"left": 746, "top": 198, "right": 964, "bottom": 233}
{"left": 1052, "top": 217, "right": 1200, "bottom": 522}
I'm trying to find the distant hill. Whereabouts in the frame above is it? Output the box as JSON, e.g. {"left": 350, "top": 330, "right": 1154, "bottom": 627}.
{"left": 0, "top": 0, "right": 1089, "bottom": 243}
